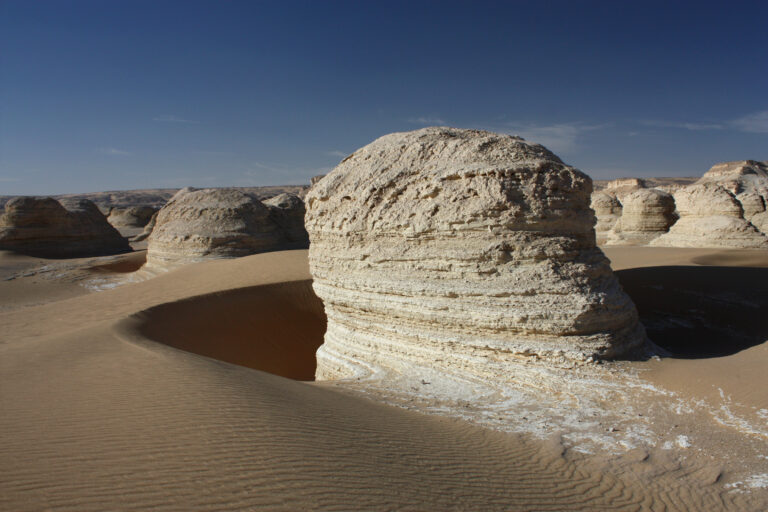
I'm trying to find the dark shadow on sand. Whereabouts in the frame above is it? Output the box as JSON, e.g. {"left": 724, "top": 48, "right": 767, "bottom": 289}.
{"left": 616, "top": 266, "right": 768, "bottom": 359}
{"left": 133, "top": 280, "right": 326, "bottom": 380}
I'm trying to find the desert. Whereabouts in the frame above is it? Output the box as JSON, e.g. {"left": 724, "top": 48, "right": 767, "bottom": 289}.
{"left": 2, "top": 2, "right": 767, "bottom": 510}
{"left": 2, "top": 129, "right": 768, "bottom": 510}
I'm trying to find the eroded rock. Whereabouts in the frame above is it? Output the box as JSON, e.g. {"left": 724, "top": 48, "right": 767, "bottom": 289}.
{"left": 606, "top": 189, "right": 676, "bottom": 245}
{"left": 305, "top": 127, "right": 647, "bottom": 382}
{"left": 0, "top": 197, "right": 131, "bottom": 258}
{"left": 146, "top": 188, "right": 308, "bottom": 268}
{"left": 651, "top": 183, "right": 768, "bottom": 248}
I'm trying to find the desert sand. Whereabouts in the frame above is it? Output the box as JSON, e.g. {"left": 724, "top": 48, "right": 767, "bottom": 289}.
{"left": 0, "top": 246, "right": 766, "bottom": 510}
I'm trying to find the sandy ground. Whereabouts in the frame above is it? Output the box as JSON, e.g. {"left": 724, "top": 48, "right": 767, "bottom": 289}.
{"left": 1, "top": 246, "right": 766, "bottom": 510}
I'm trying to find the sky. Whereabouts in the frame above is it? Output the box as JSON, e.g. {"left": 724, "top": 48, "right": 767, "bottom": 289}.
{"left": 1, "top": 0, "right": 767, "bottom": 195}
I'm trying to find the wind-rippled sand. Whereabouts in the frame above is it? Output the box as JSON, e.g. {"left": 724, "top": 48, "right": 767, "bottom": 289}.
{"left": 1, "top": 248, "right": 766, "bottom": 510}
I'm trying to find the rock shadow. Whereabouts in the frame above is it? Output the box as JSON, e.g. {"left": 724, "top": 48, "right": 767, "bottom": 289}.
{"left": 615, "top": 266, "right": 768, "bottom": 359}
{"left": 132, "top": 280, "right": 326, "bottom": 380}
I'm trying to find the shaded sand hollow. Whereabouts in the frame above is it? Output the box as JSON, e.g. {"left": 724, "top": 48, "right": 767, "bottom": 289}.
{"left": 1, "top": 248, "right": 767, "bottom": 510}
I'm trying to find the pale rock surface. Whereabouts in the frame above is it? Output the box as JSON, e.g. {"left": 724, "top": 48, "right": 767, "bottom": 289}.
{"left": 697, "top": 160, "right": 768, "bottom": 195}
{"left": 605, "top": 189, "right": 676, "bottom": 245}
{"left": 305, "top": 127, "right": 647, "bottom": 382}
{"left": 131, "top": 210, "right": 159, "bottom": 242}
{"left": 0, "top": 197, "right": 131, "bottom": 257}
{"left": 263, "top": 193, "right": 310, "bottom": 248}
{"left": 107, "top": 206, "right": 158, "bottom": 228}
{"left": 146, "top": 188, "right": 308, "bottom": 268}
{"left": 651, "top": 183, "right": 768, "bottom": 248}
{"left": 590, "top": 192, "right": 622, "bottom": 245}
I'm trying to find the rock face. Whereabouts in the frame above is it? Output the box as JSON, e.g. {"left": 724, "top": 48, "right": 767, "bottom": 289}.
{"left": 606, "top": 189, "right": 676, "bottom": 245}
{"left": 0, "top": 197, "right": 131, "bottom": 258}
{"left": 305, "top": 127, "right": 647, "bottom": 382}
{"left": 107, "top": 206, "right": 158, "bottom": 228}
{"left": 651, "top": 183, "right": 768, "bottom": 248}
{"left": 131, "top": 210, "right": 159, "bottom": 242}
{"left": 263, "top": 193, "right": 310, "bottom": 248}
{"left": 146, "top": 188, "right": 308, "bottom": 268}
{"left": 590, "top": 192, "right": 622, "bottom": 244}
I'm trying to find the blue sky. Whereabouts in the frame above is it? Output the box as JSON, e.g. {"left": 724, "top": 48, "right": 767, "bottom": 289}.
{"left": 1, "top": 0, "right": 767, "bottom": 195}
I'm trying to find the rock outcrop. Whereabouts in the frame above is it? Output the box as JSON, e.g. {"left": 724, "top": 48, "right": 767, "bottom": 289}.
{"left": 305, "top": 127, "right": 647, "bottom": 382}
{"left": 263, "top": 193, "right": 310, "bottom": 248}
{"left": 107, "top": 206, "right": 158, "bottom": 228}
{"left": 0, "top": 197, "right": 131, "bottom": 258}
{"left": 651, "top": 183, "right": 768, "bottom": 248}
{"left": 131, "top": 210, "right": 159, "bottom": 242}
{"left": 591, "top": 192, "right": 622, "bottom": 244}
{"left": 605, "top": 189, "right": 676, "bottom": 245}
{"left": 146, "top": 188, "right": 308, "bottom": 268}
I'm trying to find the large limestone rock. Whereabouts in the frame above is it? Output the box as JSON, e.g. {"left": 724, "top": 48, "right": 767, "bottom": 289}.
{"left": 651, "top": 183, "right": 768, "bottom": 248}
{"left": 590, "top": 192, "right": 622, "bottom": 244}
{"left": 605, "top": 188, "right": 676, "bottom": 245}
{"left": 305, "top": 127, "right": 647, "bottom": 382}
{"left": 146, "top": 188, "right": 308, "bottom": 268}
{"left": 107, "top": 206, "right": 158, "bottom": 228}
{"left": 0, "top": 197, "right": 131, "bottom": 258}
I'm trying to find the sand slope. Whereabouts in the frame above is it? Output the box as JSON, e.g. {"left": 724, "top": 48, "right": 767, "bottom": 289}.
{"left": 1, "top": 248, "right": 766, "bottom": 510}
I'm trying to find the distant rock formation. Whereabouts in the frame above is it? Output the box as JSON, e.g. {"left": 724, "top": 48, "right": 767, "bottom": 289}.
{"left": 145, "top": 188, "right": 308, "bottom": 268}
{"left": 263, "top": 193, "right": 310, "bottom": 248}
{"left": 605, "top": 189, "right": 676, "bottom": 245}
{"left": 651, "top": 183, "right": 768, "bottom": 248}
{"left": 590, "top": 192, "right": 622, "bottom": 244}
{"left": 0, "top": 197, "right": 131, "bottom": 258}
{"left": 697, "top": 160, "right": 768, "bottom": 195}
{"left": 305, "top": 127, "right": 647, "bottom": 382}
{"left": 107, "top": 206, "right": 158, "bottom": 228}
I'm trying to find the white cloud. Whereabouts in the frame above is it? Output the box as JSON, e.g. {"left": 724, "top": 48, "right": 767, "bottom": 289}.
{"left": 153, "top": 115, "right": 200, "bottom": 124}
{"left": 99, "top": 148, "right": 132, "bottom": 156}
{"left": 730, "top": 110, "right": 768, "bottom": 133}
{"left": 407, "top": 116, "right": 446, "bottom": 125}
{"left": 640, "top": 120, "right": 724, "bottom": 131}
{"left": 504, "top": 123, "right": 608, "bottom": 153}
{"left": 326, "top": 150, "right": 349, "bottom": 158}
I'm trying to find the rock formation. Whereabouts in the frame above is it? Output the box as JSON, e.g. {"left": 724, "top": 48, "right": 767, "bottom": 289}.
{"left": 305, "top": 127, "right": 647, "bottom": 382}
{"left": 146, "top": 188, "right": 308, "bottom": 268}
{"left": 131, "top": 210, "right": 159, "bottom": 242}
{"left": 697, "top": 160, "right": 768, "bottom": 195}
{"left": 651, "top": 183, "right": 768, "bottom": 248}
{"left": 107, "top": 206, "right": 158, "bottom": 228}
{"left": 263, "top": 193, "right": 310, "bottom": 248}
{"left": 605, "top": 188, "right": 676, "bottom": 245}
{"left": 0, "top": 197, "right": 131, "bottom": 258}
{"left": 590, "top": 192, "right": 622, "bottom": 244}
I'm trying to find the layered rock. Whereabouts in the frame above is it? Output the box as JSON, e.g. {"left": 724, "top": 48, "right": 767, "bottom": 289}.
{"left": 131, "top": 210, "right": 159, "bottom": 242}
{"left": 590, "top": 192, "right": 622, "bottom": 244}
{"left": 305, "top": 127, "right": 647, "bottom": 382}
{"left": 263, "top": 193, "right": 310, "bottom": 247}
{"left": 107, "top": 206, "right": 158, "bottom": 228}
{"left": 651, "top": 183, "right": 768, "bottom": 248}
{"left": 697, "top": 160, "right": 768, "bottom": 195}
{"left": 146, "top": 188, "right": 308, "bottom": 268}
{"left": 605, "top": 189, "right": 676, "bottom": 245}
{"left": 0, "top": 197, "right": 131, "bottom": 258}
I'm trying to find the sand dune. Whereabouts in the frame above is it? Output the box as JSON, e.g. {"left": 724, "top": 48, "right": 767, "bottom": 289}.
{"left": 1, "top": 248, "right": 766, "bottom": 510}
